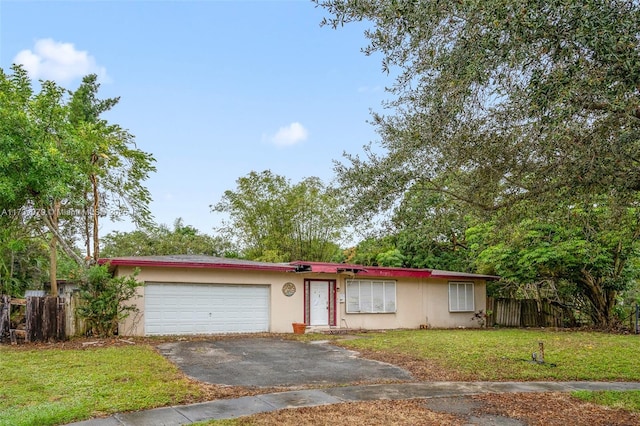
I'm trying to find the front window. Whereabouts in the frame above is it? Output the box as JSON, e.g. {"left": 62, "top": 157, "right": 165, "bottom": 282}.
{"left": 346, "top": 279, "right": 396, "bottom": 313}
{"left": 449, "top": 281, "right": 474, "bottom": 312}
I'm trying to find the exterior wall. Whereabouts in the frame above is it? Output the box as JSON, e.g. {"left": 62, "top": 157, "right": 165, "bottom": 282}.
{"left": 115, "top": 266, "right": 307, "bottom": 336}
{"left": 420, "top": 278, "right": 487, "bottom": 329}
{"left": 336, "top": 276, "right": 487, "bottom": 331}
{"left": 334, "top": 275, "right": 423, "bottom": 330}
{"left": 114, "top": 266, "right": 488, "bottom": 336}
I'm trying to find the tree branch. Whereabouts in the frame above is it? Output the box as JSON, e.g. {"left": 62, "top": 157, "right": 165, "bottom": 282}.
{"left": 41, "top": 213, "right": 86, "bottom": 267}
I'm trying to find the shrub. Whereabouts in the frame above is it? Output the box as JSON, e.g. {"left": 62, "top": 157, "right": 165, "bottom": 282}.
{"left": 77, "top": 264, "right": 142, "bottom": 337}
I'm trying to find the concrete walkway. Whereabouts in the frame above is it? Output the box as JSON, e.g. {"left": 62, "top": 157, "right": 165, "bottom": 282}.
{"left": 67, "top": 381, "right": 640, "bottom": 425}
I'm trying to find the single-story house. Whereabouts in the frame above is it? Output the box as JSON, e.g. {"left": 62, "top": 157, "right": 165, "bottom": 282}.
{"left": 101, "top": 255, "right": 499, "bottom": 336}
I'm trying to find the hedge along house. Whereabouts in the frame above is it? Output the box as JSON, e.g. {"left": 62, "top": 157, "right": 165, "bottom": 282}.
{"left": 101, "top": 255, "right": 499, "bottom": 336}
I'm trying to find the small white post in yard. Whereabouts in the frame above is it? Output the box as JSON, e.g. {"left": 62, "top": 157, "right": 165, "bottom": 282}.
{"left": 538, "top": 341, "right": 545, "bottom": 364}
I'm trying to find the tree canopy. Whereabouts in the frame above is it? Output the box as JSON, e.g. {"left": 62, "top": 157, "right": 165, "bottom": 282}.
{"left": 0, "top": 65, "right": 155, "bottom": 294}
{"left": 101, "top": 218, "right": 232, "bottom": 258}
{"left": 68, "top": 74, "right": 156, "bottom": 261}
{"left": 317, "top": 0, "right": 640, "bottom": 327}
{"left": 211, "top": 170, "right": 347, "bottom": 262}
{"left": 319, "top": 0, "right": 640, "bottom": 212}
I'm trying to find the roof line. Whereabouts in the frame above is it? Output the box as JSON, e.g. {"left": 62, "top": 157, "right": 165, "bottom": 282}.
{"left": 98, "top": 258, "right": 296, "bottom": 272}
{"left": 98, "top": 257, "right": 499, "bottom": 280}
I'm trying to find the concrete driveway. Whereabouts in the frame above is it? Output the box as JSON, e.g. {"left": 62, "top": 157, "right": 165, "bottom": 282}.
{"left": 157, "top": 337, "right": 413, "bottom": 387}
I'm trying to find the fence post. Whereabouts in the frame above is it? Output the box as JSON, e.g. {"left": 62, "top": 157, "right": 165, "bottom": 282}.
{"left": 57, "top": 297, "right": 66, "bottom": 341}
{"left": 0, "top": 295, "right": 9, "bottom": 342}
{"left": 486, "top": 297, "right": 495, "bottom": 327}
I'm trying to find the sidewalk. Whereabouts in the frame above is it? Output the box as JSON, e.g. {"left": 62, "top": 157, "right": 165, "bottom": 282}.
{"left": 67, "top": 381, "right": 640, "bottom": 425}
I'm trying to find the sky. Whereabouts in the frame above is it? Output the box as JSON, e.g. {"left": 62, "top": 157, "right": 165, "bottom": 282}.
{"left": 0, "top": 0, "right": 391, "bottom": 237}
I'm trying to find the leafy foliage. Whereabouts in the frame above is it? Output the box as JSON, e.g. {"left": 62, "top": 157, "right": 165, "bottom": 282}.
{"left": 320, "top": 0, "right": 640, "bottom": 210}
{"left": 317, "top": 0, "right": 640, "bottom": 327}
{"left": 68, "top": 74, "right": 156, "bottom": 260}
{"left": 76, "top": 264, "right": 142, "bottom": 337}
{"left": 0, "top": 65, "right": 155, "bottom": 292}
{"left": 101, "top": 218, "right": 232, "bottom": 258}
{"left": 392, "top": 188, "right": 474, "bottom": 271}
{"left": 341, "top": 235, "right": 397, "bottom": 266}
{"left": 211, "top": 170, "right": 347, "bottom": 262}
{"left": 0, "top": 215, "right": 48, "bottom": 296}
{"left": 467, "top": 203, "right": 640, "bottom": 326}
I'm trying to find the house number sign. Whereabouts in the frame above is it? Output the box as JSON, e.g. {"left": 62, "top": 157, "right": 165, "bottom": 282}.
{"left": 282, "top": 282, "right": 296, "bottom": 297}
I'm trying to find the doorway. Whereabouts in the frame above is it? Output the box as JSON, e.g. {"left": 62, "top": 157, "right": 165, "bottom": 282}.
{"left": 304, "top": 279, "right": 336, "bottom": 326}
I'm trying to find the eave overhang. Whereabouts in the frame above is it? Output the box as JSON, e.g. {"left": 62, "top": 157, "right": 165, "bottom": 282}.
{"left": 97, "top": 256, "right": 499, "bottom": 281}
{"left": 98, "top": 256, "right": 296, "bottom": 273}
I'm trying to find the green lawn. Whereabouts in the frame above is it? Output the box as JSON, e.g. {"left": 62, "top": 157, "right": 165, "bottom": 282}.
{"left": 0, "top": 345, "right": 208, "bottom": 426}
{"left": 331, "top": 328, "right": 640, "bottom": 414}
{"left": 1, "top": 329, "right": 639, "bottom": 426}
{"left": 573, "top": 390, "right": 640, "bottom": 412}
{"left": 332, "top": 328, "right": 640, "bottom": 381}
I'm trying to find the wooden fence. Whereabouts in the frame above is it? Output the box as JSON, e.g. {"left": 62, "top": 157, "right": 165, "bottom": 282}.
{"left": 0, "top": 295, "right": 66, "bottom": 344}
{"left": 0, "top": 295, "right": 9, "bottom": 342}
{"left": 486, "top": 297, "right": 565, "bottom": 328}
{"left": 65, "top": 291, "right": 87, "bottom": 337}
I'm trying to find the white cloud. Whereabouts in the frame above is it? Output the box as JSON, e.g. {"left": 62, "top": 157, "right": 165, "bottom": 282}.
{"left": 266, "top": 122, "right": 309, "bottom": 147}
{"left": 13, "top": 38, "right": 109, "bottom": 85}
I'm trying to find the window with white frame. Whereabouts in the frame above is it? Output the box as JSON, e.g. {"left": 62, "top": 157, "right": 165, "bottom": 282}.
{"left": 346, "top": 279, "right": 396, "bottom": 313}
{"left": 449, "top": 281, "right": 475, "bottom": 312}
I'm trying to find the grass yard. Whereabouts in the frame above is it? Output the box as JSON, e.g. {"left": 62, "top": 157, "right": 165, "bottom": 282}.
{"left": 200, "top": 329, "right": 640, "bottom": 426}
{"left": 1, "top": 329, "right": 639, "bottom": 426}
{"left": 331, "top": 328, "right": 640, "bottom": 381}
{"left": 0, "top": 344, "right": 209, "bottom": 426}
{"left": 573, "top": 390, "right": 640, "bottom": 411}
{"left": 330, "top": 328, "right": 640, "bottom": 415}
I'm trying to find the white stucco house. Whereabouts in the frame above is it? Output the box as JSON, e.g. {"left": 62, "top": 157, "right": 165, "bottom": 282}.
{"left": 100, "top": 255, "right": 498, "bottom": 336}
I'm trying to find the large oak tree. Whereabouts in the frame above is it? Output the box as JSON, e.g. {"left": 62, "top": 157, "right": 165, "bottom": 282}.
{"left": 317, "top": 0, "right": 640, "bottom": 327}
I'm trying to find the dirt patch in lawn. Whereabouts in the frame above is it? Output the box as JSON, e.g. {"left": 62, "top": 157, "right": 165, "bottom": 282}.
{"left": 226, "top": 399, "right": 463, "bottom": 425}
{"left": 474, "top": 392, "right": 640, "bottom": 426}
{"left": 336, "top": 345, "right": 470, "bottom": 381}
{"left": 215, "top": 393, "right": 640, "bottom": 425}
{"left": 1, "top": 334, "right": 289, "bottom": 351}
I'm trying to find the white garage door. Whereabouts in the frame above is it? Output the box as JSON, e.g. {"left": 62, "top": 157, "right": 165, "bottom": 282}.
{"left": 144, "top": 283, "right": 270, "bottom": 335}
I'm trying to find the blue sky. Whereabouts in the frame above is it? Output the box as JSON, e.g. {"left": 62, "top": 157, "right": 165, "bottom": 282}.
{"left": 0, "top": 0, "right": 391, "bottom": 234}
{"left": 0, "top": 0, "right": 390, "bottom": 237}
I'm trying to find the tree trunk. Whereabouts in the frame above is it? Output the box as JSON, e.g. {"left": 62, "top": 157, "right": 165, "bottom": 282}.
{"left": 91, "top": 172, "right": 100, "bottom": 261}
{"left": 84, "top": 191, "right": 91, "bottom": 258}
{"left": 49, "top": 201, "right": 60, "bottom": 296}
{"left": 42, "top": 211, "right": 85, "bottom": 267}
{"left": 580, "top": 269, "right": 616, "bottom": 328}
{"left": 9, "top": 250, "right": 14, "bottom": 285}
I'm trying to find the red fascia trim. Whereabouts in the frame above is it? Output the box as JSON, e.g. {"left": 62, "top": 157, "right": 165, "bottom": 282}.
{"left": 303, "top": 264, "right": 352, "bottom": 273}
{"left": 291, "top": 261, "right": 499, "bottom": 280}
{"left": 291, "top": 261, "right": 434, "bottom": 278}
{"left": 429, "top": 271, "right": 500, "bottom": 281}
{"left": 97, "top": 258, "right": 296, "bottom": 273}
{"left": 358, "top": 268, "right": 433, "bottom": 278}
